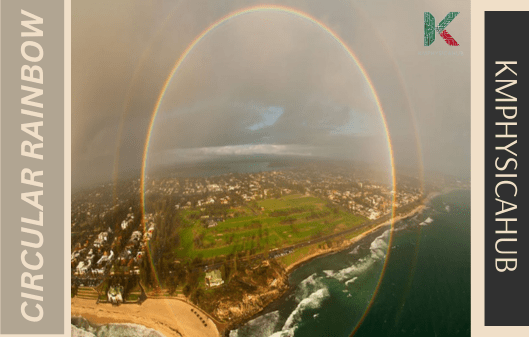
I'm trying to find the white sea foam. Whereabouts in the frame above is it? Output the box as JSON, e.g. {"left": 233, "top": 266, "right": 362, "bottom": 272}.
{"left": 349, "top": 246, "right": 360, "bottom": 255}
{"left": 71, "top": 325, "right": 96, "bottom": 337}
{"left": 345, "top": 277, "right": 358, "bottom": 286}
{"left": 299, "top": 273, "right": 319, "bottom": 287}
{"left": 369, "top": 230, "right": 389, "bottom": 260}
{"left": 331, "top": 264, "right": 359, "bottom": 282}
{"left": 71, "top": 317, "right": 167, "bottom": 337}
{"left": 324, "top": 230, "right": 389, "bottom": 282}
{"left": 419, "top": 217, "right": 434, "bottom": 226}
{"left": 237, "top": 228, "right": 392, "bottom": 337}
{"left": 72, "top": 323, "right": 166, "bottom": 337}
{"left": 295, "top": 273, "right": 325, "bottom": 301}
{"left": 393, "top": 224, "right": 408, "bottom": 232}
{"left": 268, "top": 329, "right": 295, "bottom": 337}
{"left": 98, "top": 324, "right": 166, "bottom": 337}
{"left": 231, "top": 310, "right": 281, "bottom": 337}
{"left": 282, "top": 288, "right": 330, "bottom": 331}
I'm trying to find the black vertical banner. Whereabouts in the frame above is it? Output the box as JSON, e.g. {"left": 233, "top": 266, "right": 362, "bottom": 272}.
{"left": 485, "top": 11, "right": 528, "bottom": 326}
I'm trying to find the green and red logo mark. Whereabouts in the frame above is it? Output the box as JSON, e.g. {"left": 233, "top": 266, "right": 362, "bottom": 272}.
{"left": 424, "top": 12, "right": 460, "bottom": 46}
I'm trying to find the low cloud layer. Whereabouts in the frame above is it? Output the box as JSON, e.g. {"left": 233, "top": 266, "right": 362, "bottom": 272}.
{"left": 73, "top": 0, "right": 470, "bottom": 189}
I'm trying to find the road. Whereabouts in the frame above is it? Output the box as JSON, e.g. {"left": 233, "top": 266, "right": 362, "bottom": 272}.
{"left": 195, "top": 210, "right": 398, "bottom": 272}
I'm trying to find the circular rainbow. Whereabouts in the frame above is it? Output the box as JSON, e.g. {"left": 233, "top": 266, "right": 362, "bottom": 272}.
{"left": 140, "top": 4, "right": 398, "bottom": 335}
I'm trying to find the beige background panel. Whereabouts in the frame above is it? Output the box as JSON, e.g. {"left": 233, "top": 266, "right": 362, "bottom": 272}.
{"left": 64, "top": 0, "right": 71, "bottom": 336}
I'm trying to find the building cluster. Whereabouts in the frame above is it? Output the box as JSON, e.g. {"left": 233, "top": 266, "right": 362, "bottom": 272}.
{"left": 141, "top": 169, "right": 422, "bottom": 221}
{"left": 71, "top": 164, "right": 425, "bottom": 287}
{"left": 71, "top": 208, "right": 153, "bottom": 281}
{"left": 73, "top": 165, "right": 423, "bottom": 234}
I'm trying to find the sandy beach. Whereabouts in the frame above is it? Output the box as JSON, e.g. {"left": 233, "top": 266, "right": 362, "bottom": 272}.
{"left": 72, "top": 197, "right": 434, "bottom": 336}
{"left": 71, "top": 298, "right": 220, "bottom": 337}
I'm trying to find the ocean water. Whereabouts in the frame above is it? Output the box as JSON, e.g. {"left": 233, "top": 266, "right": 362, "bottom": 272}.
{"left": 71, "top": 317, "right": 167, "bottom": 337}
{"left": 230, "top": 190, "right": 470, "bottom": 337}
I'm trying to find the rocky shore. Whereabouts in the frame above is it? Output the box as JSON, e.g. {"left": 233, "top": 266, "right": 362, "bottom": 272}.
{"left": 220, "top": 199, "right": 431, "bottom": 334}
{"left": 196, "top": 259, "right": 290, "bottom": 333}
{"left": 72, "top": 195, "right": 435, "bottom": 337}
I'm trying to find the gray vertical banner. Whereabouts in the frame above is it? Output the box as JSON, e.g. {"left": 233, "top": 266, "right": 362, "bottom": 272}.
{"left": 1, "top": 0, "right": 64, "bottom": 334}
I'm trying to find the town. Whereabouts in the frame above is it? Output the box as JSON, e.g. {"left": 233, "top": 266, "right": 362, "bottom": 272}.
{"left": 70, "top": 159, "right": 471, "bottom": 327}
{"left": 71, "top": 161, "right": 427, "bottom": 293}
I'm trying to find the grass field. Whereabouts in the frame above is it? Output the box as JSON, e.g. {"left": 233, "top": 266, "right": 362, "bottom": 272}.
{"left": 258, "top": 194, "right": 323, "bottom": 210}
{"left": 279, "top": 243, "right": 318, "bottom": 267}
{"left": 175, "top": 194, "right": 366, "bottom": 259}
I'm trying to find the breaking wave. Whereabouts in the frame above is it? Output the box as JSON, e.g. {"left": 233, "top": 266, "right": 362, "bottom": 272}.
{"left": 71, "top": 317, "right": 166, "bottom": 337}
{"left": 295, "top": 273, "right": 325, "bottom": 302}
{"left": 349, "top": 246, "right": 360, "bottom": 255}
{"left": 326, "top": 230, "right": 389, "bottom": 282}
{"left": 370, "top": 230, "right": 389, "bottom": 260}
{"left": 231, "top": 228, "right": 392, "bottom": 336}
{"left": 229, "top": 311, "right": 281, "bottom": 337}
{"left": 345, "top": 277, "right": 358, "bottom": 286}
{"left": 282, "top": 288, "right": 330, "bottom": 331}
{"left": 419, "top": 216, "right": 434, "bottom": 226}
{"left": 393, "top": 223, "right": 408, "bottom": 231}
{"left": 72, "top": 325, "right": 96, "bottom": 337}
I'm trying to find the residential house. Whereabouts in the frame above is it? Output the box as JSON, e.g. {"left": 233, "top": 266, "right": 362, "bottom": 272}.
{"left": 205, "top": 269, "right": 224, "bottom": 288}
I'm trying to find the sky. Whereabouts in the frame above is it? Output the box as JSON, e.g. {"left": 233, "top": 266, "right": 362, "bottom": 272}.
{"left": 72, "top": 0, "right": 470, "bottom": 190}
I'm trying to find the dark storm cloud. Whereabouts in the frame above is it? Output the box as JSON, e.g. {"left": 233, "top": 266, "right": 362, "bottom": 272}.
{"left": 73, "top": 0, "right": 470, "bottom": 189}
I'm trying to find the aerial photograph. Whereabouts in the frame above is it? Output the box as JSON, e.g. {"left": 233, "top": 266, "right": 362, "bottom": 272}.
{"left": 71, "top": 1, "right": 470, "bottom": 336}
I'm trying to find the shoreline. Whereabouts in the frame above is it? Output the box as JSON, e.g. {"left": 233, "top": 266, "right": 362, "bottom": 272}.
{"left": 71, "top": 297, "right": 219, "bottom": 337}
{"left": 72, "top": 192, "right": 443, "bottom": 336}
{"left": 71, "top": 315, "right": 166, "bottom": 336}
{"left": 226, "top": 194, "right": 437, "bottom": 334}
{"left": 283, "top": 200, "right": 431, "bottom": 274}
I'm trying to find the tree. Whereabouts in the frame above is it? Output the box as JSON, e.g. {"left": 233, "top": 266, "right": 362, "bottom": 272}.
{"left": 140, "top": 251, "right": 152, "bottom": 287}
{"left": 191, "top": 288, "right": 205, "bottom": 304}
{"left": 167, "top": 275, "right": 178, "bottom": 295}
{"left": 183, "top": 284, "right": 192, "bottom": 297}
{"left": 186, "top": 269, "right": 200, "bottom": 289}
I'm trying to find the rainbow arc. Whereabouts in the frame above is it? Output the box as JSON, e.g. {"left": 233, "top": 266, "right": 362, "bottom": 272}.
{"left": 140, "top": 5, "right": 398, "bottom": 335}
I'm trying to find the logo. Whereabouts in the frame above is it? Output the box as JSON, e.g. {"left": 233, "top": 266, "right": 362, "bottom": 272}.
{"left": 424, "top": 12, "right": 460, "bottom": 46}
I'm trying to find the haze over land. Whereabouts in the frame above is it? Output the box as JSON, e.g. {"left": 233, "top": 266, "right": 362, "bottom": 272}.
{"left": 73, "top": 0, "right": 470, "bottom": 190}
{"left": 72, "top": 2, "right": 470, "bottom": 335}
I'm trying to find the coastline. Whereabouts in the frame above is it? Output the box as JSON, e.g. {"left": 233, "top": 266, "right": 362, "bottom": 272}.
{"left": 284, "top": 201, "right": 429, "bottom": 274}
{"left": 72, "top": 193, "right": 439, "bottom": 337}
{"left": 71, "top": 297, "right": 219, "bottom": 337}
{"left": 225, "top": 194, "right": 436, "bottom": 334}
